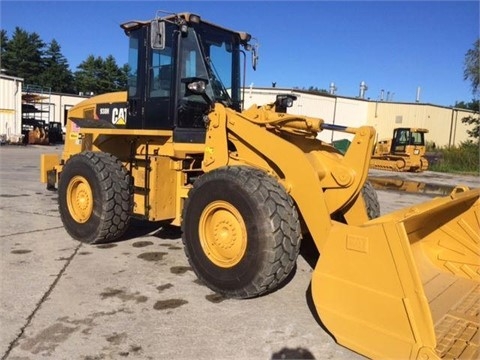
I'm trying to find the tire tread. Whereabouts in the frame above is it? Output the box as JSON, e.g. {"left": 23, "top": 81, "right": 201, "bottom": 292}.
{"left": 59, "top": 151, "right": 132, "bottom": 244}
{"left": 182, "top": 166, "right": 301, "bottom": 298}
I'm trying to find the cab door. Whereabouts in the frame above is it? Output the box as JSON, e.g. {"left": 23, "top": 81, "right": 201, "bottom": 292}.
{"left": 126, "top": 24, "right": 177, "bottom": 130}
{"left": 144, "top": 23, "right": 177, "bottom": 129}
{"left": 126, "top": 26, "right": 146, "bottom": 129}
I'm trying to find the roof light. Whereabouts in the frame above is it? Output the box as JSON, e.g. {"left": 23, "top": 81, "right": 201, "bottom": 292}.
{"left": 120, "top": 21, "right": 144, "bottom": 31}
{"left": 188, "top": 14, "right": 201, "bottom": 23}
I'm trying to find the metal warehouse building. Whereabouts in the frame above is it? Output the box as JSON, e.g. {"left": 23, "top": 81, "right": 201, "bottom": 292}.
{"left": 0, "top": 74, "right": 23, "bottom": 142}
{"left": 244, "top": 87, "right": 478, "bottom": 147}
{"left": 0, "top": 75, "right": 88, "bottom": 143}
{"left": 1, "top": 74, "right": 477, "bottom": 147}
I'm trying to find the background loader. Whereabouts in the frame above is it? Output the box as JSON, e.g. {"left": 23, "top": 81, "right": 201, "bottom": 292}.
{"left": 370, "top": 127, "right": 430, "bottom": 172}
{"left": 40, "top": 12, "right": 479, "bottom": 359}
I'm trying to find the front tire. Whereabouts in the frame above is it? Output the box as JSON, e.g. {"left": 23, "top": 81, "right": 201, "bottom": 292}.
{"left": 58, "top": 152, "right": 132, "bottom": 244}
{"left": 182, "top": 166, "right": 301, "bottom": 299}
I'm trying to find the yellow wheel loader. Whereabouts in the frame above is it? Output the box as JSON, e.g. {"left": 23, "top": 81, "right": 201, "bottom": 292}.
{"left": 370, "top": 127, "right": 430, "bottom": 172}
{"left": 40, "top": 12, "right": 479, "bottom": 359}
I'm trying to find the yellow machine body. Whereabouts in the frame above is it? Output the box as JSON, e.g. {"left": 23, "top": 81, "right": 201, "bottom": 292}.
{"left": 39, "top": 12, "right": 478, "bottom": 360}
{"left": 371, "top": 127, "right": 429, "bottom": 172}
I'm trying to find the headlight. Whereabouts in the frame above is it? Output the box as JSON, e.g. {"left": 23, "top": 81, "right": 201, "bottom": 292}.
{"left": 275, "top": 94, "right": 297, "bottom": 113}
{"left": 187, "top": 80, "right": 207, "bottom": 94}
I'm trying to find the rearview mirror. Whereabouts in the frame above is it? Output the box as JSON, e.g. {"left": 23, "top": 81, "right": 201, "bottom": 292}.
{"left": 251, "top": 43, "right": 259, "bottom": 71}
{"left": 151, "top": 20, "right": 165, "bottom": 50}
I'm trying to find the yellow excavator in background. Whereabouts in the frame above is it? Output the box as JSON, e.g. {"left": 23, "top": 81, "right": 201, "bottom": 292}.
{"left": 40, "top": 12, "right": 479, "bottom": 359}
{"left": 370, "top": 127, "right": 430, "bottom": 172}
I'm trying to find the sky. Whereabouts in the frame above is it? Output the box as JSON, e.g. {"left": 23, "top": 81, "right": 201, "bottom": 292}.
{"left": 1, "top": 1, "right": 479, "bottom": 106}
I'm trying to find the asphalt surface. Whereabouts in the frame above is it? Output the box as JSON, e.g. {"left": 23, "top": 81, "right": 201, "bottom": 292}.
{"left": 0, "top": 145, "right": 478, "bottom": 360}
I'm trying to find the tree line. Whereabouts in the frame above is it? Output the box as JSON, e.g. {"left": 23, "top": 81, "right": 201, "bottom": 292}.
{"left": 0, "top": 27, "right": 129, "bottom": 95}
{"left": 0, "top": 27, "right": 478, "bottom": 141}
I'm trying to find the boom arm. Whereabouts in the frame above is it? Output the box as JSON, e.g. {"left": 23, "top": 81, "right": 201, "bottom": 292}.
{"left": 203, "top": 103, "right": 376, "bottom": 250}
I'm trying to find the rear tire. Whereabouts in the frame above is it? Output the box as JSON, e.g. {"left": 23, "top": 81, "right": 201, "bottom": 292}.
{"left": 58, "top": 152, "right": 132, "bottom": 244}
{"left": 362, "top": 181, "right": 380, "bottom": 219}
{"left": 182, "top": 166, "right": 301, "bottom": 299}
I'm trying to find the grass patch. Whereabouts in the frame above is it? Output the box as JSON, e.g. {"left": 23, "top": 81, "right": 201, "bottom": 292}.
{"left": 427, "top": 141, "right": 480, "bottom": 175}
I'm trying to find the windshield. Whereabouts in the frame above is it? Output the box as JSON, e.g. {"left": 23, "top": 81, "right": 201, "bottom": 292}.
{"left": 188, "top": 23, "right": 242, "bottom": 111}
{"left": 411, "top": 131, "right": 425, "bottom": 145}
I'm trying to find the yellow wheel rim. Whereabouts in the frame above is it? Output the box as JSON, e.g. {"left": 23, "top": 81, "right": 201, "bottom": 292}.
{"left": 199, "top": 201, "right": 247, "bottom": 268}
{"left": 66, "top": 175, "right": 93, "bottom": 223}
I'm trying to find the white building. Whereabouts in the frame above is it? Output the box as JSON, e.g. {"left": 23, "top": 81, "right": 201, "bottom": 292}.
{"left": 243, "top": 87, "right": 478, "bottom": 147}
{"left": 0, "top": 74, "right": 23, "bottom": 142}
{"left": 22, "top": 85, "right": 89, "bottom": 133}
{"left": 0, "top": 77, "right": 89, "bottom": 143}
{"left": 1, "top": 77, "right": 477, "bottom": 148}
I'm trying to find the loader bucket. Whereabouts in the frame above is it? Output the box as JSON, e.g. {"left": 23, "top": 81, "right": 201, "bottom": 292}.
{"left": 312, "top": 188, "right": 480, "bottom": 359}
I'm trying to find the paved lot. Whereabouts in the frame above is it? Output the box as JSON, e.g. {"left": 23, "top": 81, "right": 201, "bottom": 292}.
{"left": 1, "top": 145, "right": 478, "bottom": 360}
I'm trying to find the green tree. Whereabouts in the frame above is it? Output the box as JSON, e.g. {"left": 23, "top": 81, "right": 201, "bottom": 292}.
{"left": 74, "top": 55, "right": 103, "bottom": 94}
{"left": 40, "top": 39, "right": 74, "bottom": 93}
{"left": 457, "top": 99, "right": 479, "bottom": 140}
{"left": 307, "top": 86, "right": 328, "bottom": 94}
{"left": 74, "top": 54, "right": 128, "bottom": 95}
{"left": 459, "top": 39, "right": 480, "bottom": 141}
{"left": 100, "top": 55, "right": 125, "bottom": 92}
{"left": 464, "top": 39, "right": 479, "bottom": 96}
{"left": 293, "top": 86, "right": 328, "bottom": 94}
{"left": 119, "top": 63, "right": 130, "bottom": 90}
{"left": 0, "top": 29, "right": 8, "bottom": 67}
{"left": 2, "top": 27, "right": 44, "bottom": 83}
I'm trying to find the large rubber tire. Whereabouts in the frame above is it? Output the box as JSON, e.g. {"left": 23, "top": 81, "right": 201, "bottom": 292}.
{"left": 182, "top": 166, "right": 302, "bottom": 299}
{"left": 362, "top": 180, "right": 380, "bottom": 219}
{"left": 58, "top": 151, "right": 132, "bottom": 244}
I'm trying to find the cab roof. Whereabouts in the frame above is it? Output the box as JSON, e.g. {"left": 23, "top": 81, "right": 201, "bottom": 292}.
{"left": 120, "top": 12, "right": 251, "bottom": 43}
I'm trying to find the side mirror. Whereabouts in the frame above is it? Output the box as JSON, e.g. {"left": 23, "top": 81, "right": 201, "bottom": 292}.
{"left": 151, "top": 20, "right": 165, "bottom": 50}
{"left": 251, "top": 43, "right": 259, "bottom": 71}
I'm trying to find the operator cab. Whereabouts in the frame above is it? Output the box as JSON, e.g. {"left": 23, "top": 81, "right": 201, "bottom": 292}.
{"left": 121, "top": 12, "right": 256, "bottom": 143}
{"left": 392, "top": 128, "right": 427, "bottom": 153}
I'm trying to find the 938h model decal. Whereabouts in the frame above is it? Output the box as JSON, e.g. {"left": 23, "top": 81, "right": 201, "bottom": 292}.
{"left": 96, "top": 102, "right": 128, "bottom": 126}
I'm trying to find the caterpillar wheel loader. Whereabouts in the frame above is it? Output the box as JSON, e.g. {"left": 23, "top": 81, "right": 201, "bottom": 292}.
{"left": 40, "top": 12, "right": 479, "bottom": 360}
{"left": 370, "top": 127, "right": 429, "bottom": 172}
